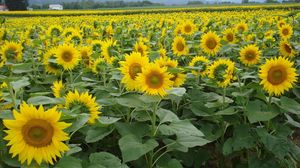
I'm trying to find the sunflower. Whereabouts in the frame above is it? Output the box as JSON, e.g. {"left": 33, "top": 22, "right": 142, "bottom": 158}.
{"left": 101, "top": 39, "right": 117, "bottom": 64}
{"left": 155, "top": 57, "right": 185, "bottom": 87}
{"left": 239, "top": 44, "right": 261, "bottom": 66}
{"left": 65, "top": 90, "right": 101, "bottom": 124}
{"left": 80, "top": 46, "right": 93, "bottom": 67}
{"left": 91, "top": 58, "right": 106, "bottom": 74}
{"left": 92, "top": 40, "right": 103, "bottom": 52}
{"left": 181, "top": 21, "right": 196, "bottom": 35}
{"left": 0, "top": 41, "right": 23, "bottom": 62}
{"left": 172, "top": 36, "right": 189, "bottom": 56}
{"left": 158, "top": 48, "right": 167, "bottom": 58}
{"left": 67, "top": 31, "right": 82, "bottom": 45}
{"left": 134, "top": 41, "right": 148, "bottom": 57}
{"left": 277, "top": 20, "right": 286, "bottom": 29}
{"left": 208, "top": 59, "right": 235, "bottom": 88}
{"left": 136, "top": 63, "right": 173, "bottom": 96}
{"left": 63, "top": 27, "right": 77, "bottom": 37}
{"left": 43, "top": 48, "right": 60, "bottom": 75}
{"left": 200, "top": 31, "right": 221, "bottom": 56}
{"left": 236, "top": 22, "right": 248, "bottom": 33}
{"left": 279, "top": 24, "right": 293, "bottom": 39}
{"left": 189, "top": 56, "right": 210, "bottom": 76}
{"left": 223, "top": 29, "right": 236, "bottom": 43}
{"left": 174, "top": 25, "right": 182, "bottom": 35}
{"left": 0, "top": 52, "right": 6, "bottom": 68}
{"left": 259, "top": 57, "right": 297, "bottom": 96}
{"left": 52, "top": 80, "right": 65, "bottom": 98}
{"left": 119, "top": 52, "right": 149, "bottom": 91}
{"left": 279, "top": 40, "right": 295, "bottom": 58}
{"left": 55, "top": 44, "right": 80, "bottom": 71}
{"left": 46, "top": 25, "right": 63, "bottom": 37}
{"left": 3, "top": 102, "right": 70, "bottom": 165}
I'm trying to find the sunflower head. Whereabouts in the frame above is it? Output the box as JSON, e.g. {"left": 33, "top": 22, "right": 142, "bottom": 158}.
{"left": 134, "top": 41, "right": 148, "bottom": 57}
{"left": 200, "top": 31, "right": 221, "bottom": 56}
{"left": 136, "top": 63, "right": 173, "bottom": 96}
{"left": 3, "top": 102, "right": 71, "bottom": 165}
{"left": 43, "top": 48, "right": 61, "bottom": 75}
{"left": 47, "top": 25, "right": 63, "bottom": 37}
{"left": 239, "top": 44, "right": 261, "bottom": 66}
{"left": 158, "top": 48, "right": 167, "bottom": 58}
{"left": 101, "top": 39, "right": 117, "bottom": 64}
{"left": 1, "top": 41, "right": 23, "bottom": 62}
{"left": 189, "top": 56, "right": 210, "bottom": 76}
{"left": 119, "top": 52, "right": 149, "bottom": 91}
{"left": 259, "top": 57, "right": 298, "bottom": 96}
{"left": 279, "top": 40, "right": 295, "bottom": 58}
{"left": 172, "top": 36, "right": 189, "bottom": 56}
{"left": 55, "top": 44, "right": 80, "bottom": 71}
{"left": 52, "top": 80, "right": 65, "bottom": 98}
{"left": 80, "top": 46, "right": 93, "bottom": 67}
{"left": 279, "top": 24, "right": 293, "bottom": 39}
{"left": 208, "top": 59, "right": 235, "bottom": 88}
{"left": 91, "top": 58, "right": 106, "bottom": 74}
{"left": 67, "top": 31, "right": 82, "bottom": 45}
{"left": 223, "top": 29, "right": 236, "bottom": 43}
{"left": 181, "top": 21, "right": 196, "bottom": 35}
{"left": 236, "top": 22, "right": 248, "bottom": 33}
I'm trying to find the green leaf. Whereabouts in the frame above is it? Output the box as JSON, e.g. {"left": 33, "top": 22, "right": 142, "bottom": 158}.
{"left": 176, "top": 134, "right": 210, "bottom": 148}
{"left": 66, "top": 114, "right": 89, "bottom": 133}
{"left": 279, "top": 97, "right": 300, "bottom": 114}
{"left": 285, "top": 114, "right": 300, "bottom": 128}
{"left": 215, "top": 107, "right": 237, "bottom": 115}
{"left": 116, "top": 94, "right": 147, "bottom": 108}
{"left": 89, "top": 152, "right": 128, "bottom": 168}
{"left": 0, "top": 110, "right": 14, "bottom": 119}
{"left": 85, "top": 126, "right": 114, "bottom": 143}
{"left": 98, "top": 116, "right": 121, "bottom": 125}
{"left": 10, "top": 77, "right": 30, "bottom": 91}
{"left": 11, "top": 63, "right": 33, "bottom": 74}
{"left": 159, "top": 120, "right": 204, "bottom": 137}
{"left": 119, "top": 135, "right": 158, "bottom": 162}
{"left": 166, "top": 87, "right": 186, "bottom": 97}
{"left": 245, "top": 100, "right": 279, "bottom": 123}
{"left": 114, "top": 122, "right": 150, "bottom": 138}
{"left": 55, "top": 156, "right": 82, "bottom": 168}
{"left": 66, "top": 145, "right": 82, "bottom": 156}
{"left": 157, "top": 108, "right": 179, "bottom": 124}
{"left": 27, "top": 96, "right": 63, "bottom": 105}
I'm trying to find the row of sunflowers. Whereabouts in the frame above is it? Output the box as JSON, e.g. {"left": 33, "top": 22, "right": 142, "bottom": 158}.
{"left": 0, "top": 7, "right": 300, "bottom": 168}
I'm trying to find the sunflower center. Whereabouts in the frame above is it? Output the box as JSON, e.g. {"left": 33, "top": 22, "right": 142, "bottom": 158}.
{"left": 137, "top": 46, "right": 144, "bottom": 55}
{"left": 267, "top": 66, "right": 287, "bottom": 85}
{"left": 238, "top": 26, "right": 245, "bottom": 32}
{"left": 226, "top": 33, "right": 234, "bottom": 42}
{"left": 62, "top": 51, "right": 73, "bottom": 62}
{"left": 170, "top": 73, "right": 178, "bottom": 81}
{"left": 245, "top": 50, "right": 256, "bottom": 61}
{"left": 146, "top": 72, "right": 163, "bottom": 89}
{"left": 279, "top": 22, "right": 285, "bottom": 27}
{"left": 129, "top": 63, "right": 142, "bottom": 80}
{"left": 22, "top": 119, "right": 54, "bottom": 147}
{"left": 51, "top": 28, "right": 60, "bottom": 36}
{"left": 284, "top": 44, "right": 292, "bottom": 54}
{"left": 206, "top": 37, "right": 217, "bottom": 50}
{"left": 282, "top": 28, "right": 289, "bottom": 36}
{"left": 176, "top": 41, "right": 185, "bottom": 52}
{"left": 184, "top": 25, "right": 192, "bottom": 33}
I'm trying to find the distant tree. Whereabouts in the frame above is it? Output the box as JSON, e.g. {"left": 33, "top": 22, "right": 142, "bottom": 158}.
{"left": 242, "top": 0, "right": 249, "bottom": 3}
{"left": 265, "top": 0, "right": 279, "bottom": 3}
{"left": 5, "top": 0, "right": 28, "bottom": 10}
{"left": 187, "top": 1, "right": 204, "bottom": 5}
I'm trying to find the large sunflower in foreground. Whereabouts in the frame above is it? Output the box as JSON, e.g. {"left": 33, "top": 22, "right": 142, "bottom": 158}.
{"left": 119, "top": 52, "right": 149, "bottom": 91}
{"left": 279, "top": 40, "right": 295, "bottom": 58}
{"left": 259, "top": 57, "right": 297, "bottom": 96}
{"left": 208, "top": 59, "right": 235, "bottom": 88}
{"left": 172, "top": 36, "right": 189, "bottom": 56}
{"left": 55, "top": 44, "right": 80, "bottom": 71}
{"left": 136, "top": 63, "right": 173, "bottom": 96}
{"left": 3, "top": 102, "right": 70, "bottom": 165}
{"left": 0, "top": 41, "right": 23, "bottom": 62}
{"left": 65, "top": 90, "right": 101, "bottom": 124}
{"left": 279, "top": 24, "right": 293, "bottom": 39}
{"left": 239, "top": 44, "right": 261, "bottom": 66}
{"left": 189, "top": 56, "right": 210, "bottom": 76}
{"left": 200, "top": 31, "right": 221, "bottom": 56}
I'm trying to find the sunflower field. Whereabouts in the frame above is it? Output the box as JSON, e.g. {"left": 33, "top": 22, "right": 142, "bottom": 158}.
{"left": 0, "top": 4, "right": 300, "bottom": 168}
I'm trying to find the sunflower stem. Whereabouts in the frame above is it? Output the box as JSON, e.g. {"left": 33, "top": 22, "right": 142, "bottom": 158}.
{"left": 69, "top": 70, "right": 74, "bottom": 90}
{"left": 222, "top": 88, "right": 226, "bottom": 110}
{"left": 151, "top": 99, "right": 160, "bottom": 137}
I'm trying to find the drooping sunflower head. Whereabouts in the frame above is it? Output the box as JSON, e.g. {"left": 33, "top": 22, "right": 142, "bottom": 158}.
{"left": 1, "top": 41, "right": 23, "bottom": 62}
{"left": 91, "top": 58, "right": 106, "bottom": 74}
{"left": 101, "top": 39, "right": 117, "bottom": 65}
{"left": 3, "top": 102, "right": 71, "bottom": 165}
{"left": 47, "top": 25, "right": 63, "bottom": 37}
{"left": 172, "top": 36, "right": 189, "bottom": 56}
{"left": 52, "top": 80, "right": 65, "bottom": 98}
{"left": 239, "top": 44, "right": 261, "bottom": 66}
{"left": 279, "top": 24, "right": 293, "bottom": 39}
{"left": 208, "top": 59, "right": 235, "bottom": 88}
{"left": 134, "top": 41, "right": 148, "bottom": 57}
{"left": 63, "top": 27, "right": 77, "bottom": 37}
{"left": 67, "top": 31, "right": 82, "bottom": 45}
{"left": 55, "top": 44, "right": 80, "bottom": 71}
{"left": 236, "top": 22, "right": 248, "bottom": 33}
{"left": 259, "top": 57, "right": 298, "bottom": 96}
{"left": 119, "top": 52, "right": 149, "bottom": 91}
{"left": 189, "top": 56, "right": 210, "bottom": 76}
{"left": 223, "top": 28, "right": 236, "bottom": 43}
{"left": 65, "top": 90, "right": 101, "bottom": 124}
{"left": 279, "top": 40, "right": 295, "bottom": 58}
{"left": 92, "top": 40, "right": 103, "bottom": 52}
{"left": 200, "top": 31, "right": 221, "bottom": 56}
{"left": 80, "top": 46, "right": 93, "bottom": 67}
{"left": 43, "top": 47, "right": 61, "bottom": 75}
{"left": 136, "top": 63, "right": 173, "bottom": 96}
{"left": 181, "top": 20, "right": 196, "bottom": 35}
